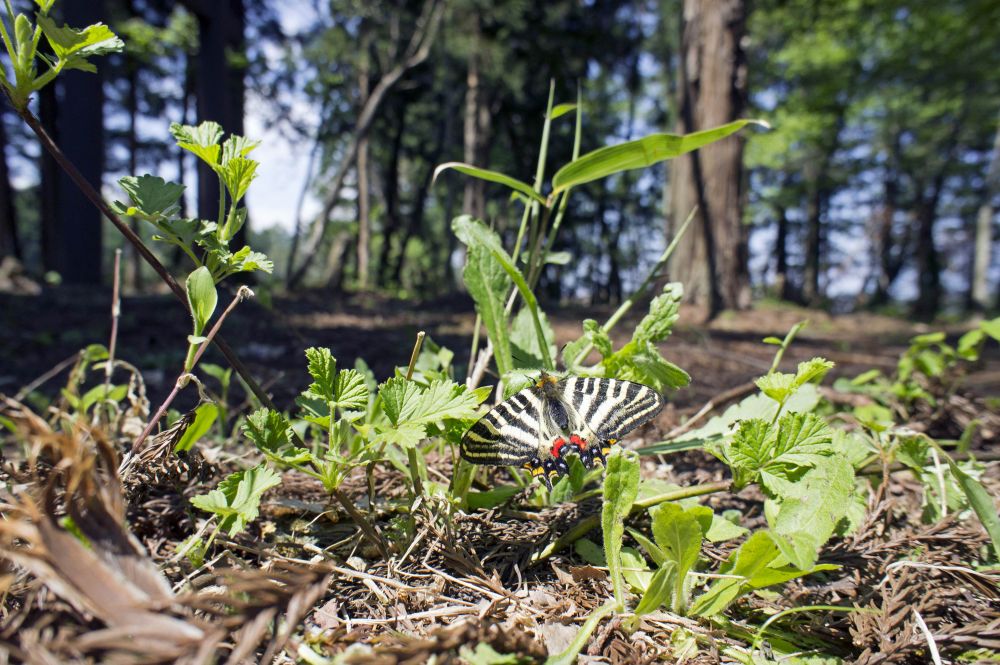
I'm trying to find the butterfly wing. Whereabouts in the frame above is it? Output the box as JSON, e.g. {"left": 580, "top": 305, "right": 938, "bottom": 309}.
{"left": 562, "top": 377, "right": 663, "bottom": 441}
{"left": 461, "top": 387, "right": 545, "bottom": 466}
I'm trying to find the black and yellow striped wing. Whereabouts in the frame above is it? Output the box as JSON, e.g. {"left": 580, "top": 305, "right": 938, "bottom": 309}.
{"left": 562, "top": 377, "right": 663, "bottom": 441}
{"left": 461, "top": 388, "right": 544, "bottom": 466}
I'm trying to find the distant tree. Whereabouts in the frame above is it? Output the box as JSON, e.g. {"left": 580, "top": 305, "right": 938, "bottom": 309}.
{"left": 0, "top": 106, "right": 19, "bottom": 260}
{"left": 667, "top": 0, "right": 749, "bottom": 316}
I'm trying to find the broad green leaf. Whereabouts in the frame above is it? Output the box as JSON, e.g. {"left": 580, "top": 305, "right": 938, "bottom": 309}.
{"left": 633, "top": 562, "right": 677, "bottom": 616}
{"left": 433, "top": 162, "right": 546, "bottom": 205}
{"left": 467, "top": 486, "right": 520, "bottom": 510}
{"left": 174, "top": 402, "right": 218, "bottom": 452}
{"left": 304, "top": 347, "right": 337, "bottom": 401}
{"left": 602, "top": 449, "right": 640, "bottom": 610}
{"left": 981, "top": 317, "right": 1000, "bottom": 342}
{"left": 453, "top": 216, "right": 552, "bottom": 370}
{"left": 79, "top": 384, "right": 127, "bottom": 412}
{"left": 244, "top": 408, "right": 312, "bottom": 466}
{"left": 957, "top": 329, "right": 984, "bottom": 360}
{"left": 948, "top": 458, "right": 1000, "bottom": 560}
{"left": 404, "top": 380, "right": 481, "bottom": 425}
{"left": 551, "top": 120, "right": 766, "bottom": 194}
{"left": 185, "top": 266, "right": 217, "bottom": 335}
{"left": 612, "top": 342, "right": 691, "bottom": 391}
{"left": 170, "top": 121, "right": 223, "bottom": 166}
{"left": 650, "top": 502, "right": 703, "bottom": 612}
{"left": 771, "top": 456, "right": 855, "bottom": 569}
{"left": 371, "top": 421, "right": 426, "bottom": 449}
{"left": 690, "top": 531, "right": 780, "bottom": 617}
{"left": 223, "top": 245, "right": 274, "bottom": 275}
{"left": 463, "top": 244, "right": 513, "bottom": 377}
{"left": 190, "top": 463, "right": 281, "bottom": 536}
{"left": 627, "top": 527, "right": 667, "bottom": 567}
{"left": 725, "top": 412, "right": 833, "bottom": 491}
{"left": 621, "top": 546, "right": 653, "bottom": 592}
{"left": 115, "top": 175, "right": 184, "bottom": 220}
{"left": 563, "top": 319, "right": 612, "bottom": 370}
{"left": 36, "top": 16, "right": 123, "bottom": 72}
{"left": 704, "top": 513, "right": 749, "bottom": 542}
{"left": 574, "top": 537, "right": 606, "bottom": 566}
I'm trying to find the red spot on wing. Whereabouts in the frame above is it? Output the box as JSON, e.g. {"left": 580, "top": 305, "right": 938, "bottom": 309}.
{"left": 570, "top": 434, "right": 587, "bottom": 450}
{"left": 550, "top": 437, "right": 567, "bottom": 457}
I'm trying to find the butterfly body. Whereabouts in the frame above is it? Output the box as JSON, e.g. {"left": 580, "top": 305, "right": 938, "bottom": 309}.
{"left": 461, "top": 373, "right": 663, "bottom": 489}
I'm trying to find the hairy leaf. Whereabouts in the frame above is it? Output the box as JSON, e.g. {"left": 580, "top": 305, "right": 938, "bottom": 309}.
{"left": 602, "top": 449, "right": 640, "bottom": 610}
{"left": 190, "top": 464, "right": 281, "bottom": 536}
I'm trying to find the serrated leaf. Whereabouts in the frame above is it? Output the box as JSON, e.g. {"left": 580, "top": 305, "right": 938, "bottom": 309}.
{"left": 244, "top": 408, "right": 312, "bottom": 465}
{"left": 190, "top": 463, "right": 281, "bottom": 536}
{"left": 305, "top": 347, "right": 337, "bottom": 401}
{"left": 333, "top": 369, "right": 369, "bottom": 414}
{"left": 379, "top": 377, "right": 420, "bottom": 426}
{"left": 224, "top": 245, "right": 274, "bottom": 275}
{"left": 37, "top": 15, "right": 123, "bottom": 71}
{"left": 793, "top": 357, "right": 835, "bottom": 388}
{"left": 633, "top": 283, "right": 683, "bottom": 344}
{"left": 405, "top": 380, "right": 481, "bottom": 424}
{"left": 372, "top": 422, "right": 427, "bottom": 449}
{"left": 755, "top": 372, "right": 796, "bottom": 403}
{"left": 185, "top": 266, "right": 217, "bottom": 336}
{"left": 726, "top": 412, "right": 833, "bottom": 492}
{"left": 171, "top": 121, "right": 223, "bottom": 166}
{"left": 116, "top": 175, "right": 185, "bottom": 219}
{"left": 221, "top": 156, "right": 258, "bottom": 203}
{"left": 221, "top": 134, "right": 260, "bottom": 165}
{"left": 771, "top": 456, "right": 855, "bottom": 569}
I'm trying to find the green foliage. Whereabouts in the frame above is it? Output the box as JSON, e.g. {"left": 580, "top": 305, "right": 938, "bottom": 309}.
{"left": 190, "top": 464, "right": 282, "bottom": 537}
{"left": 0, "top": 2, "right": 123, "bottom": 109}
{"left": 601, "top": 449, "right": 640, "bottom": 611}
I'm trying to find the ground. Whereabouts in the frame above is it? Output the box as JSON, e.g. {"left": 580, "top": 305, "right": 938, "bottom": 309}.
{"left": 0, "top": 290, "right": 998, "bottom": 663}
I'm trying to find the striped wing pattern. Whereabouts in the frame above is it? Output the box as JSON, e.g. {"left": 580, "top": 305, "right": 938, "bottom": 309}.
{"left": 461, "top": 388, "right": 544, "bottom": 465}
{"left": 563, "top": 377, "right": 664, "bottom": 441}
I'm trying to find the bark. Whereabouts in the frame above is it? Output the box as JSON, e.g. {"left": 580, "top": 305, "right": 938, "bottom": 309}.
{"left": 870, "top": 132, "right": 907, "bottom": 307}
{"left": 971, "top": 111, "right": 1000, "bottom": 311}
{"left": 802, "top": 172, "right": 823, "bottom": 303}
{"left": 375, "top": 105, "right": 407, "bottom": 286}
{"left": 912, "top": 183, "right": 943, "bottom": 320}
{"left": 0, "top": 106, "right": 21, "bottom": 260}
{"left": 462, "top": 15, "right": 491, "bottom": 220}
{"left": 287, "top": 0, "right": 443, "bottom": 288}
{"left": 668, "top": 0, "right": 749, "bottom": 317}
{"left": 355, "top": 31, "right": 372, "bottom": 290}
{"left": 39, "top": 83, "right": 58, "bottom": 272}
{"left": 46, "top": 1, "right": 107, "bottom": 284}
{"left": 190, "top": 0, "right": 246, "bottom": 245}
{"left": 773, "top": 202, "right": 792, "bottom": 301}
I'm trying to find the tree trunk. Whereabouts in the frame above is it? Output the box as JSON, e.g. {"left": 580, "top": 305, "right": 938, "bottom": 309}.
{"left": 126, "top": 43, "right": 143, "bottom": 290}
{"left": 39, "top": 83, "right": 58, "bottom": 273}
{"left": 912, "top": 177, "right": 944, "bottom": 321}
{"left": 355, "top": 30, "right": 372, "bottom": 290}
{"left": 773, "top": 202, "right": 792, "bottom": 301}
{"left": 192, "top": 0, "right": 246, "bottom": 245}
{"left": 0, "top": 106, "right": 21, "bottom": 260}
{"left": 375, "top": 104, "right": 407, "bottom": 286}
{"left": 668, "top": 0, "right": 749, "bottom": 317}
{"left": 46, "top": 0, "right": 107, "bottom": 285}
{"left": 971, "top": 112, "right": 1000, "bottom": 311}
{"left": 802, "top": 174, "right": 822, "bottom": 304}
{"left": 462, "top": 17, "right": 490, "bottom": 220}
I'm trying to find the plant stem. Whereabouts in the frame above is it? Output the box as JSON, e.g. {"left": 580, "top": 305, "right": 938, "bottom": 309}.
{"left": 570, "top": 206, "right": 697, "bottom": 367}
{"left": 767, "top": 321, "right": 806, "bottom": 375}
{"left": 14, "top": 106, "right": 277, "bottom": 415}
{"left": 405, "top": 332, "right": 426, "bottom": 497}
{"left": 531, "top": 479, "right": 730, "bottom": 563}
{"left": 332, "top": 487, "right": 390, "bottom": 558}
{"left": 103, "top": 248, "right": 122, "bottom": 402}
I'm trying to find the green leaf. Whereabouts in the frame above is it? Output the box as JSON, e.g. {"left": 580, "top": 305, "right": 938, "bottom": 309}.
{"left": 957, "top": 329, "right": 985, "bottom": 360}
{"left": 771, "top": 456, "right": 855, "bottom": 569}
{"left": 981, "top": 317, "right": 1000, "bottom": 342}
{"left": 221, "top": 134, "right": 260, "bottom": 165}
{"left": 551, "top": 120, "right": 766, "bottom": 195}
{"left": 170, "top": 121, "right": 223, "bottom": 166}
{"left": 650, "top": 502, "right": 703, "bottom": 612}
{"left": 690, "top": 531, "right": 780, "bottom": 617}
{"left": 243, "top": 408, "right": 313, "bottom": 466}
{"left": 621, "top": 547, "right": 653, "bottom": 593}
{"left": 467, "top": 486, "right": 520, "bottom": 510}
{"left": 185, "top": 266, "right": 217, "bottom": 336}
{"left": 36, "top": 15, "right": 123, "bottom": 72}
{"left": 755, "top": 372, "right": 796, "bottom": 403}
{"left": 304, "top": 347, "right": 337, "bottom": 401}
{"left": 634, "top": 562, "right": 677, "bottom": 617}
{"left": 453, "top": 216, "right": 553, "bottom": 370}
{"left": 793, "top": 357, "right": 835, "bottom": 388}
{"left": 433, "top": 162, "right": 546, "bottom": 205}
{"left": 222, "top": 245, "right": 274, "bottom": 275}
{"left": 947, "top": 458, "right": 1000, "bottom": 561}
{"left": 371, "top": 421, "right": 426, "bottom": 449}
{"left": 378, "top": 377, "right": 420, "bottom": 426}
{"left": 704, "top": 512, "right": 749, "bottom": 542}
{"left": 221, "top": 156, "right": 258, "bottom": 204}
{"left": 633, "top": 283, "right": 683, "bottom": 344}
{"left": 463, "top": 244, "right": 513, "bottom": 377}
{"left": 511, "top": 307, "right": 556, "bottom": 369}
{"left": 602, "top": 449, "right": 640, "bottom": 610}
{"left": 724, "top": 412, "right": 833, "bottom": 491}
{"left": 114, "top": 175, "right": 185, "bottom": 220}
{"left": 332, "top": 369, "right": 370, "bottom": 415}
{"left": 404, "top": 380, "right": 481, "bottom": 425}
{"left": 174, "top": 402, "right": 218, "bottom": 452}
{"left": 190, "top": 463, "right": 282, "bottom": 536}
{"left": 549, "top": 103, "right": 578, "bottom": 120}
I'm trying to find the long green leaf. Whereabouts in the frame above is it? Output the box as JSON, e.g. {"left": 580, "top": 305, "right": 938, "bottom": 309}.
{"left": 602, "top": 450, "right": 640, "bottom": 611}
{"left": 433, "top": 162, "right": 546, "bottom": 205}
{"left": 551, "top": 119, "right": 767, "bottom": 195}
{"left": 948, "top": 459, "right": 1000, "bottom": 560}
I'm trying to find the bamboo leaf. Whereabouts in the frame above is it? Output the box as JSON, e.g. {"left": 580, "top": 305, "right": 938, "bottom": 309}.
{"left": 433, "top": 162, "right": 546, "bottom": 204}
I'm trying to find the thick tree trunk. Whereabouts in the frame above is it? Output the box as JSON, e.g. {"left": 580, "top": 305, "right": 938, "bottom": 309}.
{"left": 802, "top": 176, "right": 823, "bottom": 304}
{"left": 773, "top": 202, "right": 793, "bottom": 301}
{"left": 668, "top": 0, "right": 749, "bottom": 316}
{"left": 375, "top": 105, "right": 407, "bottom": 286}
{"left": 193, "top": 0, "right": 246, "bottom": 245}
{"left": 0, "top": 107, "right": 21, "bottom": 260}
{"left": 45, "top": 1, "right": 107, "bottom": 285}
{"left": 355, "top": 30, "right": 372, "bottom": 290}
{"left": 39, "top": 83, "right": 58, "bottom": 272}
{"left": 971, "top": 113, "right": 999, "bottom": 311}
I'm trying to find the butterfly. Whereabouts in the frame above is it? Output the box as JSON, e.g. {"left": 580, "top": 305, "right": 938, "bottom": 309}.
{"left": 461, "top": 373, "right": 664, "bottom": 489}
